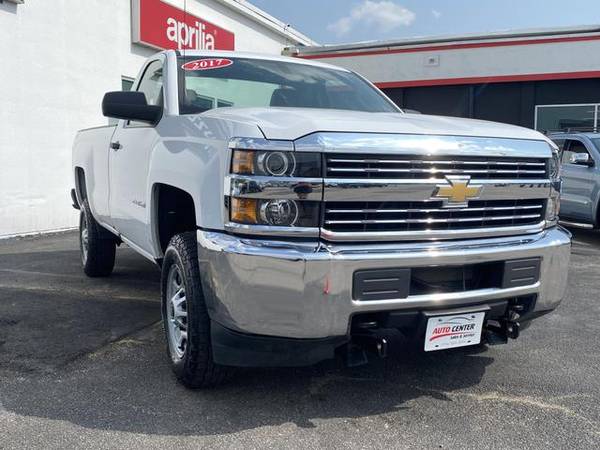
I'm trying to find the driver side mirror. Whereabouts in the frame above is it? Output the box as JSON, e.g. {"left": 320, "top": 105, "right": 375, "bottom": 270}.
{"left": 569, "top": 153, "right": 594, "bottom": 167}
{"left": 102, "top": 91, "right": 162, "bottom": 125}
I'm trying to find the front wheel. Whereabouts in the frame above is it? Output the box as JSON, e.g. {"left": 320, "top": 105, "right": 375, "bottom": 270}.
{"left": 161, "top": 232, "right": 231, "bottom": 388}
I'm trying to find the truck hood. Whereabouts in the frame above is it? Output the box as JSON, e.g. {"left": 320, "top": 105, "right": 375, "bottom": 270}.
{"left": 201, "top": 107, "right": 548, "bottom": 142}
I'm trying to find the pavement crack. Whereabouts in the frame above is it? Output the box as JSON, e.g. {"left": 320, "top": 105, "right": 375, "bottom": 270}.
{"left": 59, "top": 321, "right": 161, "bottom": 368}
{"left": 0, "top": 283, "right": 158, "bottom": 302}
{"left": 414, "top": 386, "right": 600, "bottom": 437}
{"left": 0, "top": 269, "right": 84, "bottom": 279}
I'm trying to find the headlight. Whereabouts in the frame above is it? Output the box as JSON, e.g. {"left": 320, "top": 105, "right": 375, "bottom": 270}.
{"left": 258, "top": 152, "right": 295, "bottom": 177}
{"left": 231, "top": 150, "right": 321, "bottom": 177}
{"left": 230, "top": 198, "right": 320, "bottom": 227}
{"left": 260, "top": 199, "right": 299, "bottom": 226}
{"left": 228, "top": 148, "right": 321, "bottom": 234}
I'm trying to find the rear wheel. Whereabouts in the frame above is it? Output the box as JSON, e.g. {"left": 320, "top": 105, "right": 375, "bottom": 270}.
{"left": 79, "top": 199, "right": 116, "bottom": 277}
{"left": 161, "top": 232, "right": 231, "bottom": 388}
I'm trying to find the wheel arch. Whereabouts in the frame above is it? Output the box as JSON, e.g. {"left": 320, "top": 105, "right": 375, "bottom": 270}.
{"left": 74, "top": 166, "right": 87, "bottom": 204}
{"left": 151, "top": 183, "right": 198, "bottom": 257}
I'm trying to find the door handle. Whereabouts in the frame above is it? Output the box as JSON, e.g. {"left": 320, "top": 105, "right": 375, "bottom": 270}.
{"left": 110, "top": 141, "right": 122, "bottom": 151}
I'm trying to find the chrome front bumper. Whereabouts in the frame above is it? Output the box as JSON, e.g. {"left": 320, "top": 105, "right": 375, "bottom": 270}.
{"left": 197, "top": 227, "right": 571, "bottom": 339}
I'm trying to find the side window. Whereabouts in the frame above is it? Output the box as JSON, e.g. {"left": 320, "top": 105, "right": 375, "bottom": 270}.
{"left": 121, "top": 76, "right": 134, "bottom": 91}
{"left": 562, "top": 139, "right": 590, "bottom": 165}
{"left": 551, "top": 138, "right": 565, "bottom": 162}
{"left": 551, "top": 138, "right": 565, "bottom": 151}
{"left": 127, "top": 60, "right": 163, "bottom": 127}
{"left": 137, "top": 60, "right": 164, "bottom": 106}
{"left": 127, "top": 61, "right": 163, "bottom": 127}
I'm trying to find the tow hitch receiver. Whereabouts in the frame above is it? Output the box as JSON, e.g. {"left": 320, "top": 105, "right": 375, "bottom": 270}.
{"left": 344, "top": 332, "right": 389, "bottom": 367}
{"left": 484, "top": 302, "right": 525, "bottom": 345}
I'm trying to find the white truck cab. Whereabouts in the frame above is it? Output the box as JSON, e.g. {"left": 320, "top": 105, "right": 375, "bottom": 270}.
{"left": 72, "top": 50, "right": 571, "bottom": 388}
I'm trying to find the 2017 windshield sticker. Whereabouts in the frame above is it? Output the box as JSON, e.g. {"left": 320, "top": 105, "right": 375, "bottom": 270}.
{"left": 182, "top": 58, "right": 233, "bottom": 71}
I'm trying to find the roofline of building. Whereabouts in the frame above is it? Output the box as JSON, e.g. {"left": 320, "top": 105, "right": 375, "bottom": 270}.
{"left": 286, "top": 24, "right": 600, "bottom": 56}
{"left": 213, "top": 0, "right": 318, "bottom": 47}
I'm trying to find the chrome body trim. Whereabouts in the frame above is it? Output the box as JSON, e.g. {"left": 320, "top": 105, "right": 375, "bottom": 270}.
{"left": 229, "top": 137, "right": 294, "bottom": 152}
{"left": 225, "top": 175, "right": 322, "bottom": 201}
{"left": 224, "top": 222, "right": 320, "bottom": 237}
{"left": 327, "top": 167, "right": 547, "bottom": 175}
{"left": 320, "top": 221, "right": 547, "bottom": 242}
{"left": 197, "top": 227, "right": 571, "bottom": 339}
{"left": 325, "top": 214, "right": 541, "bottom": 225}
{"left": 295, "top": 133, "right": 553, "bottom": 158}
{"left": 324, "top": 153, "right": 549, "bottom": 179}
{"left": 326, "top": 205, "right": 543, "bottom": 214}
{"left": 559, "top": 220, "right": 594, "bottom": 229}
{"left": 327, "top": 158, "right": 547, "bottom": 166}
{"left": 323, "top": 179, "right": 551, "bottom": 202}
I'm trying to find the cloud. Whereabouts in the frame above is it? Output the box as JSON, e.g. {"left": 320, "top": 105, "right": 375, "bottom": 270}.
{"left": 327, "top": 1, "right": 416, "bottom": 36}
{"left": 432, "top": 9, "right": 442, "bottom": 19}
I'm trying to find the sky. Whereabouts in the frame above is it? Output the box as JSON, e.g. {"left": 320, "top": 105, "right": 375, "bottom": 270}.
{"left": 249, "top": 0, "right": 600, "bottom": 45}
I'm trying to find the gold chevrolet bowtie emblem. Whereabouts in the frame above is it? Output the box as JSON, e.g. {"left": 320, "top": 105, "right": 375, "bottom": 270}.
{"left": 433, "top": 176, "right": 483, "bottom": 207}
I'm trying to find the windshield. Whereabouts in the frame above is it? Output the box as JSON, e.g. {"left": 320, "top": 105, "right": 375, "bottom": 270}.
{"left": 178, "top": 57, "right": 398, "bottom": 115}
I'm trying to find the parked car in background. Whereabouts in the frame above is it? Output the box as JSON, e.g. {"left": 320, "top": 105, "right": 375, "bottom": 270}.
{"left": 548, "top": 131, "right": 600, "bottom": 228}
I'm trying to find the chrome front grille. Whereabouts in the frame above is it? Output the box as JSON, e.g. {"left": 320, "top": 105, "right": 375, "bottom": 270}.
{"left": 325, "top": 154, "right": 548, "bottom": 179}
{"left": 295, "top": 133, "right": 554, "bottom": 242}
{"left": 323, "top": 199, "right": 546, "bottom": 233}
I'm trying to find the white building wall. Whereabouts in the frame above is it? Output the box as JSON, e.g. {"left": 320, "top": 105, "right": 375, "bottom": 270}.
{"left": 171, "top": 0, "right": 305, "bottom": 54}
{"left": 0, "top": 0, "right": 305, "bottom": 237}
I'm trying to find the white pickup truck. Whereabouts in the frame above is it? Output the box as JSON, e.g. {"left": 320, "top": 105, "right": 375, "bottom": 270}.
{"left": 72, "top": 50, "right": 571, "bottom": 388}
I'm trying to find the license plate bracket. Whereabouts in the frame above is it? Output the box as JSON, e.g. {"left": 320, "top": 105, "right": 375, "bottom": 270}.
{"left": 424, "top": 310, "right": 486, "bottom": 352}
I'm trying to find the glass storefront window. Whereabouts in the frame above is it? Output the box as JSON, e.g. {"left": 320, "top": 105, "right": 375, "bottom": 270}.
{"left": 535, "top": 104, "right": 598, "bottom": 133}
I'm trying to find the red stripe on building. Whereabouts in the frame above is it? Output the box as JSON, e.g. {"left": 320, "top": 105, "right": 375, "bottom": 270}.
{"left": 374, "top": 71, "right": 600, "bottom": 88}
{"left": 299, "top": 34, "right": 600, "bottom": 60}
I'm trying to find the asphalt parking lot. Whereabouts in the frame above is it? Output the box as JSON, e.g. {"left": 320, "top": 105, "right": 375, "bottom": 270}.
{"left": 0, "top": 229, "right": 599, "bottom": 449}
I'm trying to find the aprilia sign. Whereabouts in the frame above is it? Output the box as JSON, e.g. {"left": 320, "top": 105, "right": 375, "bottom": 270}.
{"left": 132, "top": 0, "right": 235, "bottom": 51}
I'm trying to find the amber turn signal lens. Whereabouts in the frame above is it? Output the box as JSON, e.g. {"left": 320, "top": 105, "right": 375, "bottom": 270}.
{"left": 232, "top": 150, "right": 255, "bottom": 174}
{"left": 230, "top": 198, "right": 258, "bottom": 224}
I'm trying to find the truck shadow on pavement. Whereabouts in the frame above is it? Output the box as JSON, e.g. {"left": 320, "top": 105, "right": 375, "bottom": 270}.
{"left": 0, "top": 245, "right": 160, "bottom": 373}
{"left": 1, "top": 323, "right": 494, "bottom": 436}
{"left": 0, "top": 241, "right": 495, "bottom": 437}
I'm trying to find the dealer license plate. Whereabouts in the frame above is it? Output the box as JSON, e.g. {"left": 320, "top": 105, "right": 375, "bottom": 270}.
{"left": 424, "top": 312, "right": 485, "bottom": 352}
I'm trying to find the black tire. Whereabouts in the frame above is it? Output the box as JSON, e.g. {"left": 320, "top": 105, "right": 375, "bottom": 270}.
{"left": 161, "top": 232, "right": 231, "bottom": 388}
{"left": 79, "top": 199, "right": 116, "bottom": 277}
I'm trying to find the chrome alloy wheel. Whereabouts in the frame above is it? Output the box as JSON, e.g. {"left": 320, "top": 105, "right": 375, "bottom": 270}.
{"left": 166, "top": 264, "right": 188, "bottom": 359}
{"left": 80, "top": 217, "right": 89, "bottom": 264}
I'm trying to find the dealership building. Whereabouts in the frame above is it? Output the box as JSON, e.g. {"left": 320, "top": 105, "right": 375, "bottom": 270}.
{"left": 2, "top": 1, "right": 600, "bottom": 238}
{"left": 289, "top": 25, "right": 600, "bottom": 133}
{"left": 0, "top": 0, "right": 314, "bottom": 237}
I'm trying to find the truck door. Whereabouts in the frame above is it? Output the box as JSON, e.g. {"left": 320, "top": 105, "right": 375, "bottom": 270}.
{"left": 108, "top": 58, "right": 164, "bottom": 255}
{"left": 560, "top": 138, "right": 596, "bottom": 223}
